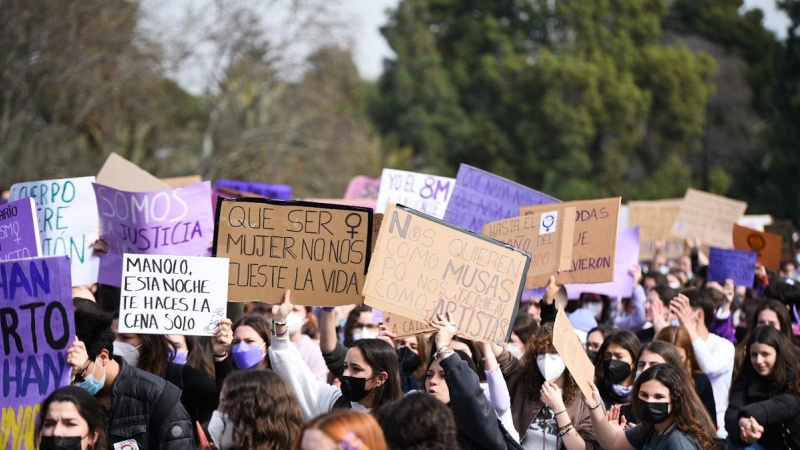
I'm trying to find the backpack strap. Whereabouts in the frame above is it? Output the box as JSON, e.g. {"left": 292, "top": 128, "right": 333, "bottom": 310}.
{"left": 148, "top": 381, "right": 184, "bottom": 450}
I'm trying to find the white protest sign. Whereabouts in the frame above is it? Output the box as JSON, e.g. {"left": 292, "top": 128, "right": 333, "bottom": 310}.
{"left": 375, "top": 168, "right": 455, "bottom": 219}
{"left": 119, "top": 254, "right": 229, "bottom": 336}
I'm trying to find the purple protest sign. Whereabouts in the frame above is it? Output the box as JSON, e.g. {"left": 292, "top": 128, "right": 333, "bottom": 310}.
{"left": 566, "top": 226, "right": 641, "bottom": 299}
{"left": 708, "top": 247, "right": 757, "bottom": 287}
{"left": 1, "top": 256, "right": 74, "bottom": 450}
{"left": 443, "top": 164, "right": 560, "bottom": 233}
{"left": 94, "top": 182, "right": 214, "bottom": 286}
{"left": 216, "top": 179, "right": 291, "bottom": 200}
{"left": 0, "top": 198, "right": 42, "bottom": 261}
{"left": 344, "top": 175, "right": 381, "bottom": 200}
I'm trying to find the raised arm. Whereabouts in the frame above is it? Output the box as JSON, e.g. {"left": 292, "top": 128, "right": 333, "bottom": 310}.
{"left": 584, "top": 382, "right": 635, "bottom": 450}
{"left": 480, "top": 341, "right": 510, "bottom": 415}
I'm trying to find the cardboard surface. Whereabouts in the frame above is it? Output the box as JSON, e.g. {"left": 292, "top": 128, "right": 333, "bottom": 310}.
{"left": 344, "top": 175, "right": 381, "bottom": 200}
{"left": 376, "top": 168, "right": 455, "bottom": 219}
{"left": 482, "top": 208, "right": 576, "bottom": 288}
{"left": 215, "top": 179, "right": 291, "bottom": 200}
{"left": 214, "top": 198, "right": 372, "bottom": 306}
{"left": 707, "top": 247, "right": 757, "bottom": 287}
{"left": 162, "top": 175, "right": 203, "bottom": 188}
{"left": 10, "top": 177, "right": 100, "bottom": 285}
{"left": 304, "top": 199, "right": 377, "bottom": 211}
{"left": 0, "top": 198, "right": 42, "bottom": 261}
{"left": 382, "top": 311, "right": 435, "bottom": 337}
{"left": 520, "top": 198, "right": 621, "bottom": 287}
{"left": 363, "top": 203, "right": 531, "bottom": 344}
{"left": 765, "top": 220, "right": 796, "bottom": 264}
{"left": 119, "top": 254, "right": 229, "bottom": 336}
{"left": 671, "top": 189, "right": 747, "bottom": 249}
{"left": 737, "top": 215, "right": 773, "bottom": 232}
{"left": 443, "top": 164, "right": 559, "bottom": 233}
{"left": 627, "top": 199, "right": 684, "bottom": 261}
{"left": 733, "top": 224, "right": 782, "bottom": 270}
{"left": 567, "top": 226, "right": 641, "bottom": 299}
{"left": 553, "top": 307, "right": 595, "bottom": 400}
{"left": 96, "top": 152, "right": 170, "bottom": 192}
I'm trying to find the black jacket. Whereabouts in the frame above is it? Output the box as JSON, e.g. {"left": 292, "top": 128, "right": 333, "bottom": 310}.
{"left": 108, "top": 356, "right": 195, "bottom": 450}
{"left": 725, "top": 368, "right": 800, "bottom": 449}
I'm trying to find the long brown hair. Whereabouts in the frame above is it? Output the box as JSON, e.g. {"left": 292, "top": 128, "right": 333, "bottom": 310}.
{"left": 136, "top": 333, "right": 175, "bottom": 378}
{"left": 350, "top": 339, "right": 404, "bottom": 408}
{"left": 520, "top": 323, "right": 580, "bottom": 405}
{"left": 735, "top": 326, "right": 800, "bottom": 398}
{"left": 184, "top": 335, "right": 215, "bottom": 381}
{"left": 655, "top": 326, "right": 704, "bottom": 378}
{"left": 292, "top": 410, "right": 388, "bottom": 450}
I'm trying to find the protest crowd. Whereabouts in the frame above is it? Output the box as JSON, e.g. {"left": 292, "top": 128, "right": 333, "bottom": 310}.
{"left": 2, "top": 156, "right": 800, "bottom": 450}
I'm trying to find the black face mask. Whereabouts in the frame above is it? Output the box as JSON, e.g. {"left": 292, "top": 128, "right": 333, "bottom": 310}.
{"left": 639, "top": 401, "right": 671, "bottom": 424}
{"left": 604, "top": 359, "right": 632, "bottom": 384}
{"left": 397, "top": 347, "right": 421, "bottom": 375}
{"left": 340, "top": 375, "right": 373, "bottom": 402}
{"left": 586, "top": 350, "right": 597, "bottom": 362}
{"left": 735, "top": 327, "right": 748, "bottom": 343}
{"left": 39, "top": 436, "right": 82, "bottom": 450}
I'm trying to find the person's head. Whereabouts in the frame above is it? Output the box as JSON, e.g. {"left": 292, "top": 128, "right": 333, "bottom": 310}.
{"left": 635, "top": 341, "right": 685, "bottom": 381}
{"left": 654, "top": 326, "right": 703, "bottom": 375}
{"left": 231, "top": 315, "right": 271, "bottom": 370}
{"left": 527, "top": 298, "right": 542, "bottom": 322}
{"left": 679, "top": 289, "right": 714, "bottom": 332}
{"left": 632, "top": 364, "right": 717, "bottom": 449}
{"left": 580, "top": 293, "right": 610, "bottom": 322}
{"left": 750, "top": 300, "right": 793, "bottom": 338}
{"left": 110, "top": 320, "right": 174, "bottom": 378}
{"left": 509, "top": 313, "right": 538, "bottom": 359}
{"left": 294, "top": 410, "right": 388, "bottom": 450}
{"left": 738, "top": 326, "right": 800, "bottom": 396}
{"left": 38, "top": 386, "right": 109, "bottom": 450}
{"left": 586, "top": 325, "right": 615, "bottom": 358}
{"left": 642, "top": 272, "right": 667, "bottom": 293}
{"left": 736, "top": 299, "right": 763, "bottom": 337}
{"left": 433, "top": 334, "right": 486, "bottom": 381}
{"left": 73, "top": 304, "right": 116, "bottom": 395}
{"left": 425, "top": 350, "right": 476, "bottom": 405}
{"left": 595, "top": 330, "right": 641, "bottom": 389}
{"left": 396, "top": 334, "right": 428, "bottom": 381}
{"left": 378, "top": 393, "right": 457, "bottom": 450}
{"left": 219, "top": 369, "right": 303, "bottom": 450}
{"left": 342, "top": 339, "right": 403, "bottom": 408}
{"left": 286, "top": 304, "right": 309, "bottom": 337}
{"left": 167, "top": 334, "right": 215, "bottom": 380}
{"left": 677, "top": 256, "right": 693, "bottom": 281}
{"left": 667, "top": 268, "right": 687, "bottom": 288}
{"left": 519, "top": 323, "right": 580, "bottom": 404}
{"left": 345, "top": 305, "right": 377, "bottom": 347}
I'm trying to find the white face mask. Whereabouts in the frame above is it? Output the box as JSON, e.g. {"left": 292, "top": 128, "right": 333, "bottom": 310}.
{"left": 536, "top": 353, "right": 566, "bottom": 382}
{"left": 113, "top": 341, "right": 141, "bottom": 367}
{"left": 507, "top": 344, "right": 524, "bottom": 360}
{"left": 286, "top": 312, "right": 304, "bottom": 336}
{"left": 352, "top": 328, "right": 379, "bottom": 341}
{"left": 208, "top": 410, "right": 235, "bottom": 450}
{"left": 585, "top": 303, "right": 603, "bottom": 318}
{"left": 669, "top": 281, "right": 681, "bottom": 289}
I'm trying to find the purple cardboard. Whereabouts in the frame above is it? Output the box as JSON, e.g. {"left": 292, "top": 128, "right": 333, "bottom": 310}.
{"left": 707, "top": 247, "right": 757, "bottom": 287}
{"left": 215, "top": 179, "right": 291, "bottom": 200}
{"left": 1, "top": 256, "right": 74, "bottom": 449}
{"left": 443, "top": 164, "right": 559, "bottom": 233}
{"left": 0, "top": 198, "right": 42, "bottom": 261}
{"left": 566, "top": 226, "right": 641, "bottom": 299}
{"left": 94, "top": 182, "right": 214, "bottom": 286}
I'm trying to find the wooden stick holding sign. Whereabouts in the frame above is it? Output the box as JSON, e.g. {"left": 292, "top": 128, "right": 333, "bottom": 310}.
{"left": 553, "top": 307, "right": 595, "bottom": 400}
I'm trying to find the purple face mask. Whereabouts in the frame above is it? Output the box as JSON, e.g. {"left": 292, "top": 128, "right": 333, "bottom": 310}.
{"left": 232, "top": 342, "right": 265, "bottom": 369}
{"left": 169, "top": 350, "right": 188, "bottom": 365}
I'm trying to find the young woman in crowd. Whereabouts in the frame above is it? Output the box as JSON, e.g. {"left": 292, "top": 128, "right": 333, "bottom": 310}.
{"left": 508, "top": 313, "right": 539, "bottom": 359}
{"left": 294, "top": 410, "right": 388, "bottom": 450}
{"left": 38, "top": 386, "right": 110, "bottom": 450}
{"left": 733, "top": 300, "right": 794, "bottom": 376}
{"left": 395, "top": 334, "right": 428, "bottom": 393}
{"left": 726, "top": 326, "right": 800, "bottom": 449}
{"left": 594, "top": 331, "right": 641, "bottom": 410}
{"left": 585, "top": 364, "right": 719, "bottom": 450}
{"left": 378, "top": 393, "right": 458, "bottom": 450}
{"left": 270, "top": 290, "right": 402, "bottom": 420}
{"left": 586, "top": 325, "right": 616, "bottom": 361}
{"left": 167, "top": 334, "right": 215, "bottom": 381}
{"left": 320, "top": 305, "right": 379, "bottom": 379}
{"left": 209, "top": 369, "right": 304, "bottom": 450}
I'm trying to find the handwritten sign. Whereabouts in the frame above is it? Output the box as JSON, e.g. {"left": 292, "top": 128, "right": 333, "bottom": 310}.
{"left": 344, "top": 175, "right": 381, "bottom": 200}
{"left": 213, "top": 198, "right": 372, "bottom": 306}
{"left": 566, "top": 226, "right": 641, "bottom": 299}
{"left": 520, "top": 197, "right": 621, "bottom": 287}
{"left": 119, "top": 254, "right": 229, "bottom": 336}
{"left": 0, "top": 198, "right": 41, "bottom": 261}
{"left": 10, "top": 177, "right": 100, "bottom": 286}
{"left": 1, "top": 256, "right": 74, "bottom": 450}
{"left": 94, "top": 182, "right": 214, "bottom": 286}
{"left": 375, "top": 169, "right": 455, "bottom": 219}
{"left": 443, "top": 164, "right": 559, "bottom": 233}
{"left": 382, "top": 311, "right": 435, "bottom": 337}
{"left": 216, "top": 179, "right": 291, "bottom": 200}
{"left": 363, "top": 203, "right": 531, "bottom": 344}
{"left": 627, "top": 199, "right": 684, "bottom": 261}
{"left": 737, "top": 215, "right": 773, "bottom": 232}
{"left": 96, "top": 152, "right": 170, "bottom": 192}
{"left": 732, "top": 224, "right": 781, "bottom": 271}
{"left": 482, "top": 209, "right": 576, "bottom": 288}
{"left": 671, "top": 189, "right": 747, "bottom": 249}
{"left": 553, "top": 307, "right": 594, "bottom": 400}
{"left": 765, "top": 220, "right": 796, "bottom": 264}
{"left": 707, "top": 247, "right": 757, "bottom": 287}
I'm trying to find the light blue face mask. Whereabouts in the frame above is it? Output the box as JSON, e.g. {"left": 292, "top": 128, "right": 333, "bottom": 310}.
{"left": 76, "top": 360, "right": 106, "bottom": 396}
{"left": 671, "top": 319, "right": 681, "bottom": 327}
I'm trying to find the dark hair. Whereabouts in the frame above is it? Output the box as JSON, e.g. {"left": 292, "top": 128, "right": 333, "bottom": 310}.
{"left": 344, "top": 305, "right": 373, "bottom": 347}
{"left": 749, "top": 300, "right": 793, "bottom": 338}
{"left": 643, "top": 272, "right": 668, "bottom": 288}
{"left": 184, "top": 335, "right": 215, "bottom": 381}
{"left": 232, "top": 315, "right": 271, "bottom": 369}
{"left": 428, "top": 333, "right": 486, "bottom": 382}
{"left": 222, "top": 370, "right": 303, "bottom": 450}
{"left": 426, "top": 349, "right": 477, "bottom": 377}
{"left": 135, "top": 334, "right": 176, "bottom": 378}
{"left": 580, "top": 293, "right": 611, "bottom": 324}
{"left": 521, "top": 323, "right": 580, "bottom": 405}
{"left": 512, "top": 313, "right": 538, "bottom": 345}
{"left": 74, "top": 303, "right": 115, "bottom": 361}
{"left": 680, "top": 289, "right": 714, "bottom": 329}
{"left": 350, "top": 339, "right": 403, "bottom": 409}
{"left": 632, "top": 364, "right": 718, "bottom": 450}
{"left": 594, "top": 330, "right": 641, "bottom": 402}
{"left": 736, "top": 326, "right": 800, "bottom": 398}
{"left": 38, "top": 386, "right": 111, "bottom": 450}
{"left": 635, "top": 341, "right": 689, "bottom": 383}
{"left": 653, "top": 285, "right": 676, "bottom": 306}
{"left": 703, "top": 287, "right": 726, "bottom": 310}
{"left": 379, "top": 393, "right": 457, "bottom": 450}
{"left": 587, "top": 325, "right": 616, "bottom": 343}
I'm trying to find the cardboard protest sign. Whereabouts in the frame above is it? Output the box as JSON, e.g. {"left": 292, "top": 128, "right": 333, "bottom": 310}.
{"left": 96, "top": 152, "right": 170, "bottom": 192}
{"left": 733, "top": 224, "right": 782, "bottom": 271}
{"left": 671, "top": 189, "right": 747, "bottom": 249}
{"left": 707, "top": 247, "right": 757, "bottom": 287}
{"left": 214, "top": 198, "right": 372, "bottom": 306}
{"left": 738, "top": 215, "right": 773, "bottom": 232}
{"left": 345, "top": 175, "right": 381, "bottom": 200}
{"left": 765, "top": 220, "right": 796, "bottom": 264}
{"left": 627, "top": 199, "right": 685, "bottom": 261}
{"left": 216, "top": 179, "right": 291, "bottom": 200}
{"left": 94, "top": 182, "right": 214, "bottom": 286}
{"left": 443, "top": 164, "right": 559, "bottom": 233}
{"left": 520, "top": 197, "right": 621, "bottom": 287}
{"left": 1, "top": 256, "right": 74, "bottom": 450}
{"left": 119, "top": 254, "right": 229, "bottom": 336}
{"left": 382, "top": 312, "right": 435, "bottom": 337}
{"left": 375, "top": 169, "right": 455, "bottom": 219}
{"left": 162, "top": 175, "right": 203, "bottom": 188}
{"left": 304, "top": 199, "right": 377, "bottom": 211}
{"left": 482, "top": 208, "right": 577, "bottom": 288}
{"left": 553, "top": 307, "right": 595, "bottom": 400}
{"left": 566, "top": 226, "right": 641, "bottom": 299}
{"left": 9, "top": 177, "right": 100, "bottom": 286}
{"left": 0, "top": 198, "right": 42, "bottom": 261}
{"left": 363, "top": 203, "right": 531, "bottom": 344}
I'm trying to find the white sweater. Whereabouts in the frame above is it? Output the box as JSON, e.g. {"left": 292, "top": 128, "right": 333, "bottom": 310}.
{"left": 692, "top": 332, "right": 734, "bottom": 438}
